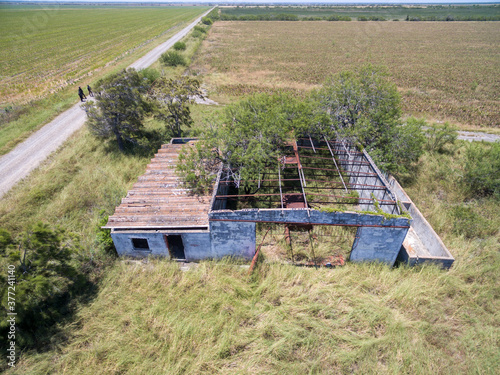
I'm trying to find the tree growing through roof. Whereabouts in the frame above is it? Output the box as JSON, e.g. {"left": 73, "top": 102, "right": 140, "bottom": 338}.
{"left": 176, "top": 92, "right": 316, "bottom": 193}
{"left": 82, "top": 68, "right": 151, "bottom": 151}
{"left": 148, "top": 76, "right": 203, "bottom": 138}
{"left": 178, "top": 67, "right": 425, "bottom": 193}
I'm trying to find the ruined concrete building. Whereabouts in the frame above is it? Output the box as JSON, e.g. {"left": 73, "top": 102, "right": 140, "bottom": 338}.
{"left": 104, "top": 138, "right": 454, "bottom": 268}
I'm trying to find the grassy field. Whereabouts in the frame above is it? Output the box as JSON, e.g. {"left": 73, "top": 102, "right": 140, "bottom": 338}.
{"left": 7, "top": 253, "right": 499, "bottom": 374}
{"left": 0, "top": 5, "right": 208, "bottom": 154}
{"left": 220, "top": 4, "right": 500, "bottom": 21}
{"left": 0, "top": 14, "right": 498, "bottom": 374}
{"left": 0, "top": 102, "right": 498, "bottom": 373}
{"left": 193, "top": 21, "right": 499, "bottom": 129}
{"left": 5, "top": 137, "right": 499, "bottom": 373}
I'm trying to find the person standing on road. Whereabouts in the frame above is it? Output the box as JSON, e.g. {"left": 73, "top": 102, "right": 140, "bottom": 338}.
{"left": 87, "top": 85, "right": 93, "bottom": 97}
{"left": 78, "top": 87, "right": 86, "bottom": 102}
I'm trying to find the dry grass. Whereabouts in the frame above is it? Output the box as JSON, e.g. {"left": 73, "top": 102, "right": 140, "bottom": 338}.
{"left": 193, "top": 21, "right": 500, "bottom": 129}
{"left": 4, "top": 141, "right": 499, "bottom": 375}
{"left": 9, "top": 243, "right": 499, "bottom": 374}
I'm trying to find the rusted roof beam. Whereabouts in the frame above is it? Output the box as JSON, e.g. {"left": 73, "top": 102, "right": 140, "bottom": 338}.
{"left": 324, "top": 136, "right": 348, "bottom": 193}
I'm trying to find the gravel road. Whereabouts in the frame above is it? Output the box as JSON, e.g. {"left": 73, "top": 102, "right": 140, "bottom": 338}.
{"left": 0, "top": 8, "right": 214, "bottom": 199}
{"left": 457, "top": 131, "right": 500, "bottom": 143}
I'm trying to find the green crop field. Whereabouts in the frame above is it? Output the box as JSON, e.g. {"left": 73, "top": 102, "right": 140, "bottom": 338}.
{"left": 220, "top": 4, "right": 500, "bottom": 21}
{"left": 0, "top": 5, "right": 208, "bottom": 106}
{"left": 194, "top": 21, "right": 500, "bottom": 129}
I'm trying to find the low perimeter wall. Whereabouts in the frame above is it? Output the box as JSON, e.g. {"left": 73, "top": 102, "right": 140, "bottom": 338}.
{"left": 386, "top": 176, "right": 455, "bottom": 268}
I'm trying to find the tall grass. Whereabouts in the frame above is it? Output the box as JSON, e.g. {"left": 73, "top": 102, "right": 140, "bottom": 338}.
{"left": 9, "top": 253, "right": 499, "bottom": 374}
{"left": 0, "top": 125, "right": 156, "bottom": 252}
{"left": 3, "top": 140, "right": 499, "bottom": 374}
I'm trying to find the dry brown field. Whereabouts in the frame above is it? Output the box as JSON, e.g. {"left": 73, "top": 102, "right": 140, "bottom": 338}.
{"left": 193, "top": 21, "right": 500, "bottom": 129}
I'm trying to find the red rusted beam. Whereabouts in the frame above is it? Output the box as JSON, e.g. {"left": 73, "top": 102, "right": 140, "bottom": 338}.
{"left": 248, "top": 227, "right": 271, "bottom": 275}
{"left": 306, "top": 192, "right": 396, "bottom": 204}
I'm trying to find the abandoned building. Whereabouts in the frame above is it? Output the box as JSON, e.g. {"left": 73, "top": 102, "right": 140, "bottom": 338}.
{"left": 104, "top": 138, "right": 455, "bottom": 268}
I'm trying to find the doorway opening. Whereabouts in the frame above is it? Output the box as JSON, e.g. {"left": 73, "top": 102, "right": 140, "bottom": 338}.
{"left": 165, "top": 235, "right": 186, "bottom": 260}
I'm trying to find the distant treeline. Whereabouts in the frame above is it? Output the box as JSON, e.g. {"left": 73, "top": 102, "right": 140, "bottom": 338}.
{"left": 215, "top": 5, "right": 500, "bottom": 22}
{"left": 406, "top": 15, "right": 500, "bottom": 21}
{"left": 216, "top": 13, "right": 500, "bottom": 22}
{"left": 219, "top": 13, "right": 351, "bottom": 21}
{"left": 216, "top": 14, "right": 500, "bottom": 22}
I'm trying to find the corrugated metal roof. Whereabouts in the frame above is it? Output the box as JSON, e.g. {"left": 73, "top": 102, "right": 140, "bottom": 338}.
{"left": 104, "top": 143, "right": 211, "bottom": 229}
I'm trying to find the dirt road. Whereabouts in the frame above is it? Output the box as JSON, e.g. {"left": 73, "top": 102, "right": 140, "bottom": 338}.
{"left": 0, "top": 8, "right": 213, "bottom": 198}
{"left": 457, "top": 131, "right": 500, "bottom": 143}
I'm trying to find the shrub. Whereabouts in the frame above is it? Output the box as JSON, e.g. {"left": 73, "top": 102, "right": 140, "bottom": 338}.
{"left": 191, "top": 30, "right": 203, "bottom": 39}
{"left": 138, "top": 67, "right": 160, "bottom": 84}
{"left": 173, "top": 41, "right": 186, "bottom": 51}
{"left": 388, "top": 117, "right": 426, "bottom": 175}
{"left": 451, "top": 205, "right": 495, "bottom": 238}
{"left": 160, "top": 51, "right": 187, "bottom": 67}
{"left": 326, "top": 15, "right": 351, "bottom": 21}
{"left": 425, "top": 122, "right": 457, "bottom": 153}
{"left": 462, "top": 142, "right": 500, "bottom": 199}
{"left": 201, "top": 16, "right": 213, "bottom": 25}
{"left": 96, "top": 210, "right": 116, "bottom": 255}
{"left": 0, "top": 223, "right": 83, "bottom": 348}
{"left": 302, "top": 16, "right": 323, "bottom": 21}
{"left": 193, "top": 25, "right": 207, "bottom": 34}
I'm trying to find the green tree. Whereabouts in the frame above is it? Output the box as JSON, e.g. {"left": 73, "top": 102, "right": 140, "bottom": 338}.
{"left": 0, "top": 223, "right": 81, "bottom": 348}
{"left": 82, "top": 68, "right": 150, "bottom": 151}
{"left": 316, "top": 65, "right": 423, "bottom": 173}
{"left": 177, "top": 93, "right": 312, "bottom": 191}
{"left": 148, "top": 76, "right": 203, "bottom": 138}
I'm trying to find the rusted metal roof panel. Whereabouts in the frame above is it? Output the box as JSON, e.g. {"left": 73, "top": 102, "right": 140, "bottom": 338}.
{"left": 104, "top": 143, "right": 211, "bottom": 229}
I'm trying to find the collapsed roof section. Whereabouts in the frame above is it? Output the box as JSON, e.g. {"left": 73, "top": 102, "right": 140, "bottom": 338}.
{"left": 212, "top": 137, "right": 401, "bottom": 216}
{"left": 104, "top": 137, "right": 454, "bottom": 268}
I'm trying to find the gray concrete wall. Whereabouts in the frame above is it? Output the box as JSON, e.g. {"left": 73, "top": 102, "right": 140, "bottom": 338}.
{"left": 210, "top": 208, "right": 411, "bottom": 228}
{"left": 210, "top": 221, "right": 256, "bottom": 260}
{"left": 396, "top": 246, "right": 455, "bottom": 268}
{"left": 112, "top": 232, "right": 169, "bottom": 257}
{"left": 111, "top": 231, "right": 211, "bottom": 261}
{"left": 181, "top": 233, "right": 212, "bottom": 260}
{"left": 386, "top": 175, "right": 454, "bottom": 266}
{"left": 351, "top": 226, "right": 410, "bottom": 266}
